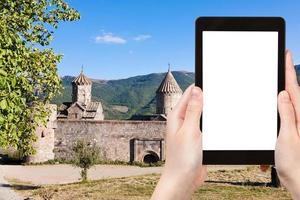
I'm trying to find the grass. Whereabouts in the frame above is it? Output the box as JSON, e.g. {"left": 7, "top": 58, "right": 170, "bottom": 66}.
{"left": 8, "top": 167, "right": 292, "bottom": 200}
{"left": 24, "top": 158, "right": 164, "bottom": 167}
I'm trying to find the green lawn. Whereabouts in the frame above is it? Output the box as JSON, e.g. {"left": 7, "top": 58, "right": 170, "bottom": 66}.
{"left": 9, "top": 167, "right": 291, "bottom": 200}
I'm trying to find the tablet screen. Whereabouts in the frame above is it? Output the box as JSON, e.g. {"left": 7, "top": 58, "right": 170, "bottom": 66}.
{"left": 202, "top": 31, "right": 278, "bottom": 151}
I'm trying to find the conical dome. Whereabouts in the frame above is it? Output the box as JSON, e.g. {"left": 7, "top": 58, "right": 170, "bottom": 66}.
{"left": 72, "top": 71, "right": 92, "bottom": 85}
{"left": 156, "top": 69, "right": 182, "bottom": 94}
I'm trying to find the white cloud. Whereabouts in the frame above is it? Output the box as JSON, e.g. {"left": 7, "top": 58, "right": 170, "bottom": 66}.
{"left": 95, "top": 33, "right": 126, "bottom": 44}
{"left": 133, "top": 34, "right": 152, "bottom": 41}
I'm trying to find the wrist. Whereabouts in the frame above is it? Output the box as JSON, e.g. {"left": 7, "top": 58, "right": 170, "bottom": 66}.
{"left": 160, "top": 170, "right": 197, "bottom": 193}
{"left": 151, "top": 171, "right": 196, "bottom": 200}
{"left": 282, "top": 178, "right": 300, "bottom": 199}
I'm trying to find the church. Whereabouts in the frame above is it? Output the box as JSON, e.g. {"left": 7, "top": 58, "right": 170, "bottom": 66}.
{"left": 58, "top": 67, "right": 182, "bottom": 121}
{"left": 27, "top": 67, "right": 184, "bottom": 164}
{"left": 57, "top": 71, "right": 104, "bottom": 120}
{"left": 130, "top": 68, "right": 183, "bottom": 121}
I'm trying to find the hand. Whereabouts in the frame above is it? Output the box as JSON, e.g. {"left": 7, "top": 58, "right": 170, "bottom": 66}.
{"left": 151, "top": 85, "right": 206, "bottom": 200}
{"left": 275, "top": 50, "right": 300, "bottom": 199}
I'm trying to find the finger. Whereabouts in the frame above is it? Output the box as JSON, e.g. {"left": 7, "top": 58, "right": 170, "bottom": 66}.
{"left": 285, "top": 50, "right": 298, "bottom": 88}
{"left": 278, "top": 90, "right": 297, "bottom": 138}
{"left": 195, "top": 166, "right": 207, "bottom": 187}
{"left": 167, "top": 84, "right": 194, "bottom": 134}
{"left": 260, "top": 165, "right": 270, "bottom": 172}
{"left": 200, "top": 165, "right": 207, "bottom": 178}
{"left": 285, "top": 50, "right": 300, "bottom": 125}
{"left": 171, "top": 84, "right": 194, "bottom": 119}
{"left": 182, "top": 86, "right": 203, "bottom": 129}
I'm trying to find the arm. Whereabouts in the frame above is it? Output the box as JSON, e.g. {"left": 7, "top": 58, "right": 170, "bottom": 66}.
{"left": 276, "top": 50, "right": 300, "bottom": 199}
{"left": 151, "top": 86, "right": 206, "bottom": 200}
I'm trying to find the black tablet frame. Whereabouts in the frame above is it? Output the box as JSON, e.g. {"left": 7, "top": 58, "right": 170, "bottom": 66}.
{"left": 195, "top": 17, "right": 285, "bottom": 165}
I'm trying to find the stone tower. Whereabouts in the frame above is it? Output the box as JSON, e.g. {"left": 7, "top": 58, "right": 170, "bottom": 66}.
{"left": 58, "top": 70, "right": 104, "bottom": 120}
{"left": 156, "top": 67, "right": 183, "bottom": 115}
{"left": 72, "top": 70, "right": 92, "bottom": 105}
{"left": 26, "top": 104, "right": 57, "bottom": 163}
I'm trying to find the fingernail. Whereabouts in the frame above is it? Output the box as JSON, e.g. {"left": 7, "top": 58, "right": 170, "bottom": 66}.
{"left": 285, "top": 49, "right": 289, "bottom": 54}
{"left": 286, "top": 49, "right": 293, "bottom": 58}
{"left": 191, "top": 87, "right": 201, "bottom": 99}
{"left": 279, "top": 91, "right": 290, "bottom": 103}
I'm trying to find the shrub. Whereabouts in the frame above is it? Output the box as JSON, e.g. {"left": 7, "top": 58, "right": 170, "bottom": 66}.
{"left": 72, "top": 140, "right": 100, "bottom": 182}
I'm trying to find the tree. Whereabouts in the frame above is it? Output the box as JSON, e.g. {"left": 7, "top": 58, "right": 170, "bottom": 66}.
{"left": 0, "top": 0, "right": 80, "bottom": 158}
{"left": 72, "top": 140, "right": 100, "bottom": 182}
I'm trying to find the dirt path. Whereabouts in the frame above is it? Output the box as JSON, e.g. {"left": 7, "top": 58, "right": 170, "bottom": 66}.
{"left": 1, "top": 164, "right": 247, "bottom": 186}
{"left": 0, "top": 166, "right": 24, "bottom": 200}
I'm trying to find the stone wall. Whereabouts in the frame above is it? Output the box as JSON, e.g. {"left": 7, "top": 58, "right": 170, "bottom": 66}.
{"left": 132, "top": 138, "right": 165, "bottom": 163}
{"left": 26, "top": 104, "right": 57, "bottom": 163}
{"left": 156, "top": 92, "right": 182, "bottom": 115}
{"left": 72, "top": 84, "right": 92, "bottom": 105}
{"left": 54, "top": 120, "right": 166, "bottom": 162}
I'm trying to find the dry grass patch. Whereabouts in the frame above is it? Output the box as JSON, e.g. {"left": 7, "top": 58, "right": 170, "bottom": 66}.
{"left": 9, "top": 167, "right": 291, "bottom": 200}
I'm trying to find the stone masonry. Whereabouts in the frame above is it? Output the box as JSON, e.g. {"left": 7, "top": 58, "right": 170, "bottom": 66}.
{"left": 156, "top": 67, "right": 183, "bottom": 116}
{"left": 54, "top": 120, "right": 166, "bottom": 162}
{"left": 28, "top": 68, "right": 182, "bottom": 163}
{"left": 26, "top": 104, "right": 57, "bottom": 163}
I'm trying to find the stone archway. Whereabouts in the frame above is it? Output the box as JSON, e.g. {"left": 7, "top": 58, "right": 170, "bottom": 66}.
{"left": 130, "top": 138, "right": 165, "bottom": 163}
{"left": 143, "top": 151, "right": 159, "bottom": 164}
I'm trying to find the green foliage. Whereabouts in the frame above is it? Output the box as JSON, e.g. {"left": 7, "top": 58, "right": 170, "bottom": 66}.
{"left": 0, "top": 0, "right": 80, "bottom": 158}
{"left": 72, "top": 140, "right": 100, "bottom": 182}
{"left": 53, "top": 71, "right": 195, "bottom": 119}
{"left": 23, "top": 158, "right": 165, "bottom": 168}
{"left": 0, "top": 147, "right": 23, "bottom": 164}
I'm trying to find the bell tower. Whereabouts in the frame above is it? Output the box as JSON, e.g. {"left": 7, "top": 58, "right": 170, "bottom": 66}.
{"left": 156, "top": 64, "right": 183, "bottom": 115}
{"left": 72, "top": 69, "right": 92, "bottom": 105}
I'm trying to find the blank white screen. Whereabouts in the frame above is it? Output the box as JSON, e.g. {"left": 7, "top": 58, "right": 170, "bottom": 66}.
{"left": 202, "top": 31, "right": 278, "bottom": 150}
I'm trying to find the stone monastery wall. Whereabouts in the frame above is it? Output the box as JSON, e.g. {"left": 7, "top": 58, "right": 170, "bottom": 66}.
{"left": 54, "top": 120, "right": 166, "bottom": 162}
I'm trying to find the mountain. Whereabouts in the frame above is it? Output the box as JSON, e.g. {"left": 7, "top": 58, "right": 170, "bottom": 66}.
{"left": 53, "top": 64, "right": 300, "bottom": 120}
{"left": 295, "top": 64, "right": 300, "bottom": 73}
{"left": 52, "top": 71, "right": 195, "bottom": 119}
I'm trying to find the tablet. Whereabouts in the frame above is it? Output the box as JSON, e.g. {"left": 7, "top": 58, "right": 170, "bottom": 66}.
{"left": 195, "top": 17, "right": 285, "bottom": 164}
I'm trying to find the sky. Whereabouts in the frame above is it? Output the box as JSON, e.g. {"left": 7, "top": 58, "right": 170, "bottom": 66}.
{"left": 51, "top": 0, "right": 300, "bottom": 80}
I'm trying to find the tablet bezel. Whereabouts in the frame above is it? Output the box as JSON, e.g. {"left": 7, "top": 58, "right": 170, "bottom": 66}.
{"left": 195, "top": 17, "right": 285, "bottom": 164}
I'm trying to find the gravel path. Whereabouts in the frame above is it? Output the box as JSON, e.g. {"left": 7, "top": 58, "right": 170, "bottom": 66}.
{"left": 0, "top": 164, "right": 247, "bottom": 185}
{"left": 1, "top": 164, "right": 162, "bottom": 185}
{"left": 0, "top": 166, "right": 24, "bottom": 200}
{"left": 0, "top": 164, "right": 247, "bottom": 199}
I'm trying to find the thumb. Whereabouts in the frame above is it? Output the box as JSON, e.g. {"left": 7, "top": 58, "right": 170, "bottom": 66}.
{"left": 278, "top": 90, "right": 297, "bottom": 137}
{"left": 183, "top": 86, "right": 203, "bottom": 129}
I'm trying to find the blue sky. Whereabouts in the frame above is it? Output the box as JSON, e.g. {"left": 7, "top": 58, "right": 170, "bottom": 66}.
{"left": 51, "top": 0, "right": 300, "bottom": 80}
